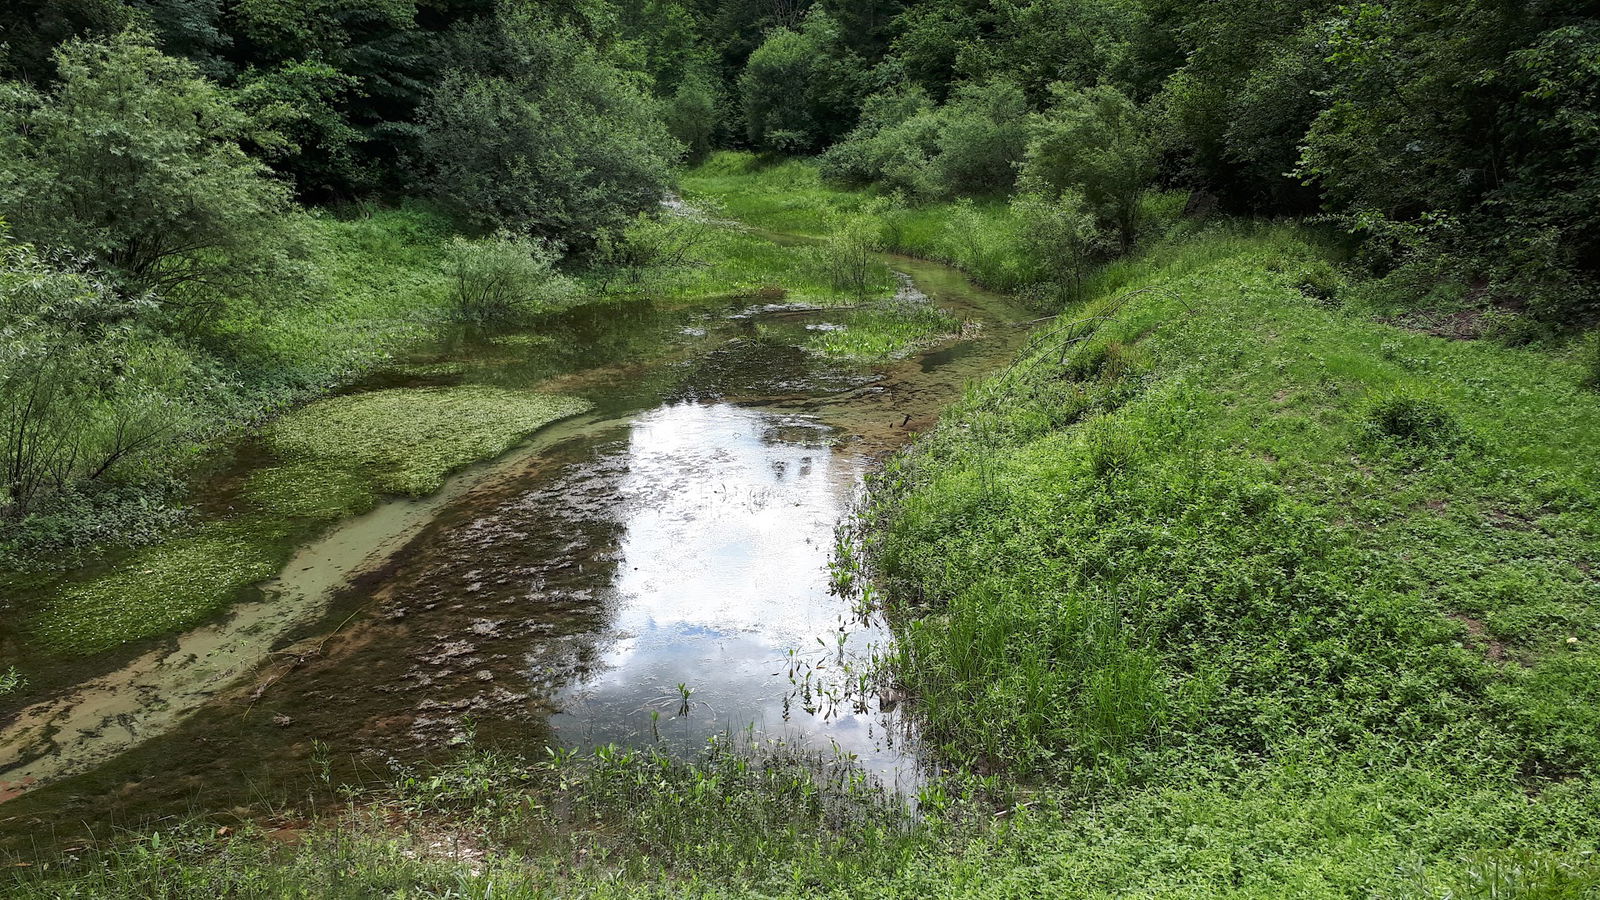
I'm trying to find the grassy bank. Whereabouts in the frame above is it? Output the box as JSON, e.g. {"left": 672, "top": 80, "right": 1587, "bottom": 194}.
{"left": 856, "top": 222, "right": 1600, "bottom": 893}
{"left": 0, "top": 205, "right": 602, "bottom": 661}
{"left": 0, "top": 206, "right": 462, "bottom": 569}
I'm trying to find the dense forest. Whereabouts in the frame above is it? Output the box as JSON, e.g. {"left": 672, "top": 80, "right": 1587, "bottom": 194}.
{"left": 3, "top": 0, "right": 1600, "bottom": 896}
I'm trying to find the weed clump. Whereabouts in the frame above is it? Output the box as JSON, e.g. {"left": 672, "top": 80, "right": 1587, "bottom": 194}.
{"left": 1362, "top": 390, "right": 1468, "bottom": 448}
{"left": 1296, "top": 260, "right": 1345, "bottom": 306}
{"left": 1581, "top": 332, "right": 1600, "bottom": 391}
{"left": 1085, "top": 420, "right": 1139, "bottom": 476}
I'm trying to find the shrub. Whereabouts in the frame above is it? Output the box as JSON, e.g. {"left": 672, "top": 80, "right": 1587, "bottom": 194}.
{"left": 1011, "top": 189, "right": 1107, "bottom": 305}
{"left": 818, "top": 86, "right": 940, "bottom": 196}
{"left": 1, "top": 230, "right": 196, "bottom": 518}
{"left": 664, "top": 65, "right": 720, "bottom": 166}
{"left": 813, "top": 210, "right": 882, "bottom": 299}
{"left": 1022, "top": 83, "right": 1154, "bottom": 251}
{"left": 0, "top": 29, "right": 300, "bottom": 332}
{"left": 591, "top": 211, "right": 715, "bottom": 292}
{"left": 446, "top": 232, "right": 573, "bottom": 323}
{"left": 1363, "top": 390, "right": 1466, "bottom": 448}
{"left": 420, "top": 10, "right": 678, "bottom": 250}
{"left": 819, "top": 79, "right": 1027, "bottom": 201}
{"left": 930, "top": 78, "right": 1028, "bottom": 197}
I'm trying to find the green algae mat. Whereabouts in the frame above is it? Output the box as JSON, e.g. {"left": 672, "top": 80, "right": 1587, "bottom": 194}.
{"left": 24, "top": 386, "right": 590, "bottom": 655}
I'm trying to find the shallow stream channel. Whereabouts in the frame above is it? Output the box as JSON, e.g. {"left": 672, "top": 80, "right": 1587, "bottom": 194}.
{"left": 0, "top": 242, "right": 1030, "bottom": 848}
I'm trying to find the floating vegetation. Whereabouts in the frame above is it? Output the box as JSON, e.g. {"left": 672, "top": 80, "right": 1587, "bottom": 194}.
{"left": 261, "top": 386, "right": 591, "bottom": 497}
{"left": 27, "top": 385, "right": 590, "bottom": 654}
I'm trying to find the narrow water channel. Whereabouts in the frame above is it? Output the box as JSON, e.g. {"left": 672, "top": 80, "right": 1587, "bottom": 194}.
{"left": 0, "top": 250, "right": 1029, "bottom": 846}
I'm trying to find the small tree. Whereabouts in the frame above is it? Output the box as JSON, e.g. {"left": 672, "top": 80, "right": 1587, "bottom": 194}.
{"left": 446, "top": 232, "right": 573, "bottom": 323}
{"left": 932, "top": 78, "right": 1029, "bottom": 197}
{"left": 1022, "top": 83, "right": 1154, "bottom": 251}
{"left": 0, "top": 30, "right": 299, "bottom": 330}
{"left": 739, "top": 9, "right": 867, "bottom": 153}
{"left": 664, "top": 65, "right": 720, "bottom": 166}
{"left": 1012, "top": 189, "right": 1107, "bottom": 305}
{"left": 593, "top": 211, "right": 715, "bottom": 292}
{"left": 0, "top": 229, "right": 192, "bottom": 517}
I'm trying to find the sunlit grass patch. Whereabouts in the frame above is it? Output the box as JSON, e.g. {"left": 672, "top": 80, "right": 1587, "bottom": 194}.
{"left": 588, "top": 212, "right": 897, "bottom": 307}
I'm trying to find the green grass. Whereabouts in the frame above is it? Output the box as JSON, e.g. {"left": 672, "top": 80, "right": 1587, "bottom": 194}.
{"left": 681, "top": 152, "right": 1190, "bottom": 296}
{"left": 679, "top": 153, "right": 878, "bottom": 237}
{"left": 578, "top": 205, "right": 898, "bottom": 308}
{"left": 802, "top": 295, "right": 963, "bottom": 361}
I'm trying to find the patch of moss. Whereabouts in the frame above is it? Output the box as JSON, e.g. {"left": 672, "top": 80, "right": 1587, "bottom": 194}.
{"left": 28, "top": 385, "right": 590, "bottom": 654}
{"left": 262, "top": 386, "right": 591, "bottom": 496}
{"left": 29, "top": 519, "right": 287, "bottom": 654}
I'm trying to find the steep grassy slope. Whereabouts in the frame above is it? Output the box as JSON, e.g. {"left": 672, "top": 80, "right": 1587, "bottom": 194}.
{"left": 848, "top": 223, "right": 1600, "bottom": 896}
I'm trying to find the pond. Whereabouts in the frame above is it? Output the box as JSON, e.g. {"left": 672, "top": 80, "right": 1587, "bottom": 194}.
{"left": 0, "top": 247, "right": 1029, "bottom": 845}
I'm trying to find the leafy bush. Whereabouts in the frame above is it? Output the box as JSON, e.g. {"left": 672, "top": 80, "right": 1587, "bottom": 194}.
{"left": 420, "top": 10, "right": 678, "bottom": 250}
{"left": 820, "top": 79, "right": 1027, "bottom": 200}
{"left": 664, "top": 65, "right": 720, "bottom": 166}
{"left": 930, "top": 78, "right": 1029, "bottom": 196}
{"left": 591, "top": 210, "right": 717, "bottom": 292}
{"left": 1011, "top": 189, "right": 1107, "bottom": 304}
{"left": 813, "top": 210, "right": 883, "bottom": 299}
{"left": 1022, "top": 83, "right": 1154, "bottom": 250}
{"left": 1, "top": 229, "right": 195, "bottom": 519}
{"left": 235, "top": 58, "right": 367, "bottom": 198}
{"left": 446, "top": 232, "right": 573, "bottom": 323}
{"left": 818, "top": 85, "right": 940, "bottom": 196}
{"left": 0, "top": 29, "right": 301, "bottom": 332}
